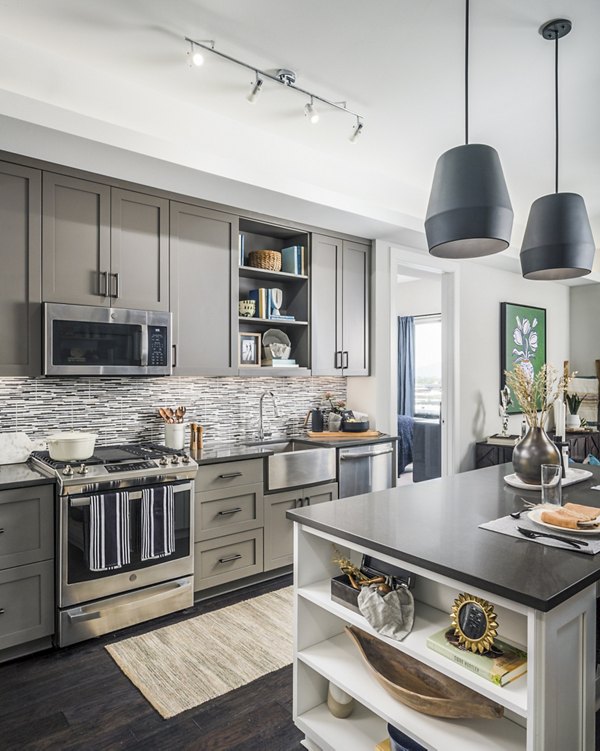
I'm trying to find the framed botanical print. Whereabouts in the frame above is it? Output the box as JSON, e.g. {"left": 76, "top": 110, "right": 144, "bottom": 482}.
{"left": 238, "top": 332, "right": 261, "bottom": 367}
{"left": 500, "top": 303, "right": 547, "bottom": 414}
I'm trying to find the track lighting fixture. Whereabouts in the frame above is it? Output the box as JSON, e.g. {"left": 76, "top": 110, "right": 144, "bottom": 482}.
{"left": 520, "top": 19, "right": 595, "bottom": 280}
{"left": 349, "top": 119, "right": 364, "bottom": 143}
{"left": 304, "top": 98, "right": 319, "bottom": 124}
{"left": 184, "top": 36, "right": 364, "bottom": 141}
{"left": 247, "top": 74, "right": 263, "bottom": 104}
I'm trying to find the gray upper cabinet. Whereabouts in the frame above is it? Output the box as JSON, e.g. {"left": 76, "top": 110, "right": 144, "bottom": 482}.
{"left": 311, "top": 234, "right": 370, "bottom": 376}
{"left": 170, "top": 202, "right": 237, "bottom": 375}
{"left": 0, "top": 161, "right": 41, "bottom": 376}
{"left": 42, "top": 173, "right": 111, "bottom": 306}
{"left": 110, "top": 189, "right": 169, "bottom": 311}
{"left": 43, "top": 174, "right": 168, "bottom": 311}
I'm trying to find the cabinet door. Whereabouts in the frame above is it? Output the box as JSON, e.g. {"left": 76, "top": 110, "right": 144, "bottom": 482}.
{"left": 264, "top": 490, "right": 301, "bottom": 571}
{"left": 170, "top": 202, "right": 237, "bottom": 375}
{"left": 0, "top": 560, "right": 54, "bottom": 651}
{"left": 0, "top": 162, "right": 41, "bottom": 375}
{"left": 0, "top": 485, "right": 54, "bottom": 569}
{"left": 311, "top": 234, "right": 343, "bottom": 375}
{"left": 110, "top": 189, "right": 169, "bottom": 311}
{"left": 341, "top": 240, "right": 370, "bottom": 376}
{"left": 42, "top": 173, "right": 111, "bottom": 306}
{"left": 304, "top": 482, "right": 338, "bottom": 506}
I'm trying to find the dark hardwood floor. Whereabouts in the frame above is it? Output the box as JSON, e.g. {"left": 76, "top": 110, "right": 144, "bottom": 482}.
{"left": 0, "top": 574, "right": 304, "bottom": 751}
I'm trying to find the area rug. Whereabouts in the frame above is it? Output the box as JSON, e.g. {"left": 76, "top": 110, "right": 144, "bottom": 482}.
{"left": 105, "top": 586, "right": 293, "bottom": 719}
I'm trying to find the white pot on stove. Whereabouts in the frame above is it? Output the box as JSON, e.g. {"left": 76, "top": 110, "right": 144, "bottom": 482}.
{"left": 47, "top": 431, "right": 98, "bottom": 461}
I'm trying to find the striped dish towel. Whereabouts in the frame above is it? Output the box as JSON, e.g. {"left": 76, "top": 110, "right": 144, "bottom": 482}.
{"left": 87, "top": 492, "right": 131, "bottom": 572}
{"left": 141, "top": 485, "right": 175, "bottom": 561}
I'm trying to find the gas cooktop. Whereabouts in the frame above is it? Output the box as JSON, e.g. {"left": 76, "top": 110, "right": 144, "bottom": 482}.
{"left": 30, "top": 443, "right": 198, "bottom": 491}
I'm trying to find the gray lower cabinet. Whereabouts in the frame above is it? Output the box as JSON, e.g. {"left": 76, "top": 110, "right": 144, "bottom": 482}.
{"left": 195, "top": 483, "right": 264, "bottom": 543}
{"left": 170, "top": 202, "right": 238, "bottom": 375}
{"left": 311, "top": 234, "right": 370, "bottom": 376}
{"left": 195, "top": 529, "right": 263, "bottom": 590}
{"left": 0, "top": 485, "right": 54, "bottom": 659}
{"left": 0, "top": 161, "right": 42, "bottom": 376}
{"left": 263, "top": 482, "right": 338, "bottom": 571}
{"left": 43, "top": 174, "right": 170, "bottom": 311}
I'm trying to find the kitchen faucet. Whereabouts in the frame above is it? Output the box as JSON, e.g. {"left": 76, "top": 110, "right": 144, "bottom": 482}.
{"left": 258, "top": 391, "right": 281, "bottom": 440}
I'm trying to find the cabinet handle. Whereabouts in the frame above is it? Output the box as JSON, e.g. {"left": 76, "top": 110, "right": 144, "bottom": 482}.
{"left": 342, "top": 351, "right": 349, "bottom": 369}
{"left": 112, "top": 272, "right": 120, "bottom": 298}
{"left": 218, "top": 472, "right": 243, "bottom": 479}
{"left": 335, "top": 351, "right": 342, "bottom": 369}
{"left": 218, "top": 553, "right": 242, "bottom": 564}
{"left": 0, "top": 608, "right": 4, "bottom": 615}
{"left": 98, "top": 271, "right": 109, "bottom": 297}
{"left": 304, "top": 497, "right": 310, "bottom": 506}
{"left": 0, "top": 528, "right": 4, "bottom": 534}
{"left": 217, "top": 507, "right": 243, "bottom": 516}
{"left": 172, "top": 344, "right": 177, "bottom": 368}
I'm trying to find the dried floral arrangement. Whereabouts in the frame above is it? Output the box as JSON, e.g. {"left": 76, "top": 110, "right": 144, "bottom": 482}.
{"left": 504, "top": 363, "right": 569, "bottom": 428}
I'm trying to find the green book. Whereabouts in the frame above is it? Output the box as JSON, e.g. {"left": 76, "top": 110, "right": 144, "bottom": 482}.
{"left": 426, "top": 627, "right": 527, "bottom": 687}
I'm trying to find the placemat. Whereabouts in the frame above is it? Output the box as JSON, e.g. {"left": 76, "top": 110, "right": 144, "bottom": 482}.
{"left": 480, "top": 514, "right": 600, "bottom": 555}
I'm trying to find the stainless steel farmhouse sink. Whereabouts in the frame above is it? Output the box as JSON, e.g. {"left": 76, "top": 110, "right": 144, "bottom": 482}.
{"left": 243, "top": 439, "right": 336, "bottom": 491}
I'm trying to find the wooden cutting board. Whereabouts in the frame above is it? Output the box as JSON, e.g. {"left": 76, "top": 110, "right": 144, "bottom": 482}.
{"left": 307, "top": 430, "right": 383, "bottom": 439}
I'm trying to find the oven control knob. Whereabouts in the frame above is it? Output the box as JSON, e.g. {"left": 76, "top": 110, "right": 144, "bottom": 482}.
{"left": 62, "top": 464, "right": 73, "bottom": 476}
{"left": 77, "top": 463, "right": 88, "bottom": 475}
{"left": 159, "top": 455, "right": 168, "bottom": 467}
{"left": 171, "top": 455, "right": 179, "bottom": 465}
{"left": 181, "top": 454, "right": 190, "bottom": 464}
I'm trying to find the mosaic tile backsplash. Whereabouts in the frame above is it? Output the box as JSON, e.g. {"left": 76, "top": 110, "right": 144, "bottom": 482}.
{"left": 0, "top": 376, "right": 347, "bottom": 447}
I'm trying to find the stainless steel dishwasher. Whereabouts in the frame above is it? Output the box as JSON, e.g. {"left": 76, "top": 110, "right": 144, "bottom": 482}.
{"left": 338, "top": 442, "right": 395, "bottom": 498}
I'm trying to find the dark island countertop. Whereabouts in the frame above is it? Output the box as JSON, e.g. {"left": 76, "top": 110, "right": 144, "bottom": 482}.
{"left": 287, "top": 463, "right": 600, "bottom": 612}
{"left": 0, "top": 463, "right": 55, "bottom": 491}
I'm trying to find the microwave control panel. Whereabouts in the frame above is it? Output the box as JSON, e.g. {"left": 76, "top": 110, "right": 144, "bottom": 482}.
{"left": 149, "top": 326, "right": 168, "bottom": 367}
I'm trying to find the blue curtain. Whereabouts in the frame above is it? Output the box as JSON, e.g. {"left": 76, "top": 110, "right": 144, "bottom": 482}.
{"left": 398, "top": 316, "right": 415, "bottom": 417}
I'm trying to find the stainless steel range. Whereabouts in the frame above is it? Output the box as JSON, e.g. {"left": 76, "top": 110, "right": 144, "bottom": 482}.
{"left": 31, "top": 444, "right": 197, "bottom": 646}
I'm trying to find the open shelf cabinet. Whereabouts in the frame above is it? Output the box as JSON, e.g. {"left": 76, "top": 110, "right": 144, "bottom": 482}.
{"left": 238, "top": 217, "right": 310, "bottom": 373}
{"left": 292, "top": 522, "right": 597, "bottom": 751}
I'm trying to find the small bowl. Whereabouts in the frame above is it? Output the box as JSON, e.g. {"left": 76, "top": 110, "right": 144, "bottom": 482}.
{"left": 238, "top": 299, "right": 256, "bottom": 317}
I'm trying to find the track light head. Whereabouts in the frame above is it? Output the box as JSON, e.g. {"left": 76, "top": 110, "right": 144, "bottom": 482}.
{"left": 191, "top": 50, "right": 205, "bottom": 66}
{"left": 349, "top": 120, "right": 364, "bottom": 143}
{"left": 247, "top": 76, "right": 263, "bottom": 103}
{"left": 304, "top": 100, "right": 319, "bottom": 124}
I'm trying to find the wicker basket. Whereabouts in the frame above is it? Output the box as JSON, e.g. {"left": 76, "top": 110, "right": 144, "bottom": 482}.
{"left": 248, "top": 249, "right": 282, "bottom": 271}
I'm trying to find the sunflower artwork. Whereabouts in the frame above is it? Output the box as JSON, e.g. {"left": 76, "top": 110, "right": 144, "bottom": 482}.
{"left": 500, "top": 303, "right": 547, "bottom": 414}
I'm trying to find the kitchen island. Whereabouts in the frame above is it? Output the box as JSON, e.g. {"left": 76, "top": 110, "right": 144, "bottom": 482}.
{"left": 287, "top": 463, "right": 600, "bottom": 751}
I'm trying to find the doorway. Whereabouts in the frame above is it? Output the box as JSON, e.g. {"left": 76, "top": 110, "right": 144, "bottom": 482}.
{"left": 396, "top": 270, "right": 443, "bottom": 484}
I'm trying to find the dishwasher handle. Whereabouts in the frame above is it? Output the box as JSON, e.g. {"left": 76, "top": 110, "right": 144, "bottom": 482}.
{"left": 340, "top": 447, "right": 394, "bottom": 460}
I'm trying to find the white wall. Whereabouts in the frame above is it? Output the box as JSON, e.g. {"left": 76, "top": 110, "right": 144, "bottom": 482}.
{"left": 396, "top": 277, "right": 442, "bottom": 318}
{"left": 348, "top": 243, "right": 571, "bottom": 473}
{"left": 569, "top": 283, "right": 600, "bottom": 376}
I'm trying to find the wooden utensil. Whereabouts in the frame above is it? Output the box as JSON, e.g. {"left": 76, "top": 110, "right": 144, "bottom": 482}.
{"left": 164, "top": 408, "right": 175, "bottom": 423}
{"left": 158, "top": 407, "right": 171, "bottom": 423}
{"left": 175, "top": 406, "right": 186, "bottom": 423}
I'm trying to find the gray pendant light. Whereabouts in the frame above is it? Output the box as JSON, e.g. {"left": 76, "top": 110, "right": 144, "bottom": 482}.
{"left": 520, "top": 19, "right": 596, "bottom": 280}
{"left": 425, "top": 0, "right": 513, "bottom": 259}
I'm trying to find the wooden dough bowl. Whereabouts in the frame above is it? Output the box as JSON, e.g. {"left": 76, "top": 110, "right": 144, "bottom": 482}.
{"left": 345, "top": 626, "right": 504, "bottom": 720}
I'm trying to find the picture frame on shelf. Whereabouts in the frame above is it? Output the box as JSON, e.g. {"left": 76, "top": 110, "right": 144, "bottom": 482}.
{"left": 500, "top": 302, "right": 546, "bottom": 414}
{"left": 239, "top": 332, "right": 261, "bottom": 367}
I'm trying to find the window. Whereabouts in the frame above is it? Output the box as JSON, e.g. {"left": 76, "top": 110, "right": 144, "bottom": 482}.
{"left": 414, "top": 315, "right": 442, "bottom": 418}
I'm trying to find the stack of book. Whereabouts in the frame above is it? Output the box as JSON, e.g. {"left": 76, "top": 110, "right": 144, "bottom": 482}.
{"left": 426, "top": 626, "right": 527, "bottom": 687}
{"left": 247, "top": 288, "right": 296, "bottom": 321}
{"left": 281, "top": 245, "right": 305, "bottom": 275}
{"left": 486, "top": 434, "right": 519, "bottom": 446}
{"left": 262, "top": 358, "right": 298, "bottom": 368}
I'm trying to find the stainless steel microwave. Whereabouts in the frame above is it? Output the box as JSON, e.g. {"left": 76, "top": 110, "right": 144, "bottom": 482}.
{"left": 44, "top": 303, "right": 172, "bottom": 376}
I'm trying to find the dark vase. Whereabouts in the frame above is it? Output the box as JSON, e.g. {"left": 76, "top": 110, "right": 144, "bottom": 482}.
{"left": 512, "top": 426, "right": 561, "bottom": 484}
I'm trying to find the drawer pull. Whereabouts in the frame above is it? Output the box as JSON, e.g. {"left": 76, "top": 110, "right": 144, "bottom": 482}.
{"left": 218, "top": 472, "right": 243, "bottom": 479}
{"left": 217, "top": 553, "right": 242, "bottom": 564}
{"left": 217, "top": 507, "right": 243, "bottom": 516}
{"left": 0, "top": 528, "right": 4, "bottom": 533}
{"left": 68, "top": 610, "right": 101, "bottom": 623}
{"left": 0, "top": 608, "right": 4, "bottom": 615}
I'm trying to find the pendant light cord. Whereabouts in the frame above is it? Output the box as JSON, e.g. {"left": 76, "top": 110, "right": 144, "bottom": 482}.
{"left": 465, "top": 0, "right": 470, "bottom": 145}
{"left": 554, "top": 32, "right": 559, "bottom": 193}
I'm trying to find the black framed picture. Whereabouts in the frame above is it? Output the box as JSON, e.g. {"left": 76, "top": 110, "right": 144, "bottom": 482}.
{"left": 500, "top": 302, "right": 547, "bottom": 414}
{"left": 238, "top": 332, "right": 261, "bottom": 367}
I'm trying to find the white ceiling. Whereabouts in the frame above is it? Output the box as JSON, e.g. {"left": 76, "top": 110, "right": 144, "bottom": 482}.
{"left": 1, "top": 0, "right": 600, "bottom": 275}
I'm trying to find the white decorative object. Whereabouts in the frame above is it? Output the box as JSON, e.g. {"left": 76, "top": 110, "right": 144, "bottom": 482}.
{"left": 47, "top": 431, "right": 98, "bottom": 461}
{"left": 165, "top": 423, "right": 185, "bottom": 450}
{"left": 566, "top": 413, "right": 581, "bottom": 429}
{"left": 326, "top": 681, "right": 355, "bottom": 719}
{"left": 553, "top": 399, "right": 566, "bottom": 438}
{"left": 504, "top": 467, "right": 592, "bottom": 490}
{"left": 0, "top": 432, "right": 36, "bottom": 465}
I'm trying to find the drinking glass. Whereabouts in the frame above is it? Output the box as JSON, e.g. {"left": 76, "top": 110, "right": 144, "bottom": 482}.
{"left": 541, "top": 464, "right": 562, "bottom": 506}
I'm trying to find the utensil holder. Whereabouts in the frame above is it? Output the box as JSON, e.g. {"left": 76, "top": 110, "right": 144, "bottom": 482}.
{"left": 165, "top": 423, "right": 185, "bottom": 450}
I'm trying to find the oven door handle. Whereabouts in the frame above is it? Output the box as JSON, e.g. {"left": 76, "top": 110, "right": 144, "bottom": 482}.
{"left": 69, "top": 482, "right": 192, "bottom": 507}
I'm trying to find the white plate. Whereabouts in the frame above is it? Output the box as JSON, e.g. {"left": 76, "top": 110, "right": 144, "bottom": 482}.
{"left": 504, "top": 468, "right": 593, "bottom": 490}
{"left": 528, "top": 507, "right": 600, "bottom": 535}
